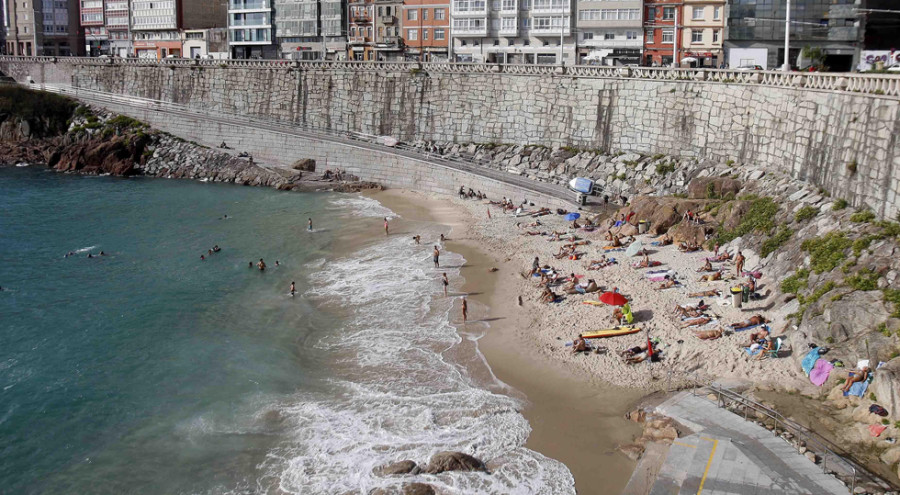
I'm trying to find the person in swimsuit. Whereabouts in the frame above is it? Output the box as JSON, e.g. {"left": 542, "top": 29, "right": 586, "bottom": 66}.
{"left": 433, "top": 246, "right": 440, "bottom": 268}
{"left": 441, "top": 272, "right": 449, "bottom": 297}
{"left": 257, "top": 258, "right": 266, "bottom": 271}
{"left": 308, "top": 218, "right": 313, "bottom": 231}
{"left": 440, "top": 234, "right": 445, "bottom": 242}
{"left": 249, "top": 261, "right": 253, "bottom": 268}
{"left": 413, "top": 235, "right": 421, "bottom": 245}
{"left": 200, "top": 254, "right": 205, "bottom": 261}
{"left": 384, "top": 217, "right": 389, "bottom": 236}
{"left": 842, "top": 366, "right": 871, "bottom": 393}
{"left": 572, "top": 334, "right": 587, "bottom": 354}
{"left": 461, "top": 297, "right": 468, "bottom": 323}
{"left": 735, "top": 251, "right": 745, "bottom": 277}
{"left": 290, "top": 281, "right": 296, "bottom": 296}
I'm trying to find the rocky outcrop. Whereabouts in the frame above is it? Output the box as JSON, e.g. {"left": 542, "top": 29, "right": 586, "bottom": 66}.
{"left": 421, "top": 451, "right": 487, "bottom": 474}
{"left": 369, "top": 483, "right": 436, "bottom": 495}
{"left": 870, "top": 359, "right": 900, "bottom": 421}
{"left": 373, "top": 460, "right": 420, "bottom": 476}
{"left": 617, "top": 409, "right": 681, "bottom": 461}
{"left": 51, "top": 134, "right": 149, "bottom": 176}
{"left": 292, "top": 158, "right": 316, "bottom": 172}
{"left": 687, "top": 177, "right": 742, "bottom": 200}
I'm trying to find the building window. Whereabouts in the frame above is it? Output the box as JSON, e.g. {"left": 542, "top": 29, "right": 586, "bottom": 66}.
{"left": 582, "top": 32, "right": 592, "bottom": 40}
{"left": 501, "top": 0, "right": 515, "bottom": 10}
{"left": 434, "top": 28, "right": 445, "bottom": 40}
{"left": 626, "top": 31, "right": 637, "bottom": 40}
{"left": 408, "top": 28, "right": 417, "bottom": 40}
{"left": 647, "top": 6, "right": 655, "bottom": 20}
{"left": 407, "top": 9, "right": 417, "bottom": 20}
{"left": 423, "top": 28, "right": 428, "bottom": 39}
{"left": 434, "top": 8, "right": 445, "bottom": 19}
{"left": 691, "top": 30, "right": 702, "bottom": 43}
{"left": 692, "top": 7, "right": 703, "bottom": 20}
{"left": 713, "top": 6, "right": 720, "bottom": 20}
{"left": 646, "top": 29, "right": 653, "bottom": 43}
{"left": 597, "top": 9, "right": 639, "bottom": 21}
{"left": 661, "top": 29, "right": 673, "bottom": 43}
{"left": 422, "top": 8, "right": 428, "bottom": 20}
{"left": 662, "top": 6, "right": 674, "bottom": 20}
{"left": 604, "top": 32, "right": 614, "bottom": 40}
{"left": 713, "top": 29, "right": 719, "bottom": 43}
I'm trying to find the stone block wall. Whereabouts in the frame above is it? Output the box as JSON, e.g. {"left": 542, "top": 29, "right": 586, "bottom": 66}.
{"left": 2, "top": 58, "right": 899, "bottom": 219}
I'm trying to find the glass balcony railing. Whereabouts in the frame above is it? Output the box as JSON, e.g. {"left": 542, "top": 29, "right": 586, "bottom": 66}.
{"left": 229, "top": 0, "right": 271, "bottom": 11}
{"left": 230, "top": 28, "right": 272, "bottom": 42}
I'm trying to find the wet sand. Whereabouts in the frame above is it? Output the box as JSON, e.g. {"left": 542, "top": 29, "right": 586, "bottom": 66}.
{"left": 368, "top": 189, "right": 644, "bottom": 493}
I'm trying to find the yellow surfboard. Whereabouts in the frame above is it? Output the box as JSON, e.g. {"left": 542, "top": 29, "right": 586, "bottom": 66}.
{"left": 581, "top": 326, "right": 641, "bottom": 339}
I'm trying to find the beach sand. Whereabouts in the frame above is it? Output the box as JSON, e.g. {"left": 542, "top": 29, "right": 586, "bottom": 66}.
{"left": 369, "top": 189, "right": 645, "bottom": 492}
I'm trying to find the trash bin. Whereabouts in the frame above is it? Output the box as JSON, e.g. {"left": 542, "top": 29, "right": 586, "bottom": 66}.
{"left": 742, "top": 285, "right": 750, "bottom": 303}
{"left": 638, "top": 220, "right": 648, "bottom": 234}
{"left": 731, "top": 287, "right": 743, "bottom": 308}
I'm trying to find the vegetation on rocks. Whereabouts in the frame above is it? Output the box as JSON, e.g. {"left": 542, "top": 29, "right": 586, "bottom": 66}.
{"left": 850, "top": 209, "right": 876, "bottom": 223}
{"left": 0, "top": 86, "right": 77, "bottom": 138}
{"left": 801, "top": 231, "right": 852, "bottom": 273}
{"left": 781, "top": 269, "right": 810, "bottom": 294}
{"left": 760, "top": 227, "right": 793, "bottom": 257}
{"left": 794, "top": 206, "right": 818, "bottom": 222}
{"left": 714, "top": 196, "right": 778, "bottom": 245}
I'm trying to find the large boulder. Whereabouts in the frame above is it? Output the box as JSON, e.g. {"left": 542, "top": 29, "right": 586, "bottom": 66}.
{"left": 669, "top": 223, "right": 714, "bottom": 246}
{"left": 687, "top": 177, "right": 741, "bottom": 199}
{"left": 871, "top": 358, "right": 900, "bottom": 421}
{"left": 369, "top": 484, "right": 436, "bottom": 495}
{"left": 421, "top": 451, "right": 487, "bottom": 474}
{"left": 373, "top": 460, "right": 420, "bottom": 476}
{"left": 614, "top": 197, "right": 711, "bottom": 235}
{"left": 291, "top": 158, "right": 316, "bottom": 172}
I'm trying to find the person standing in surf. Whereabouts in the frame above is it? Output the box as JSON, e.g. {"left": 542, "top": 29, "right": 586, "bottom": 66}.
{"left": 441, "top": 272, "right": 449, "bottom": 296}
{"left": 257, "top": 258, "right": 266, "bottom": 271}
{"left": 290, "top": 281, "right": 296, "bottom": 296}
{"left": 462, "top": 297, "right": 468, "bottom": 323}
{"left": 307, "top": 218, "right": 313, "bottom": 232}
{"left": 433, "top": 246, "right": 440, "bottom": 268}
{"left": 384, "top": 217, "right": 389, "bottom": 236}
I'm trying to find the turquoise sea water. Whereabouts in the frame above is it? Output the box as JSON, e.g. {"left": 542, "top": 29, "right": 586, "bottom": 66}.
{"left": 0, "top": 167, "right": 574, "bottom": 494}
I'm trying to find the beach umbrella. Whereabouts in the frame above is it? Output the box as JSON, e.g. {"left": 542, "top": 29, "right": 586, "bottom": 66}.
{"left": 625, "top": 239, "right": 644, "bottom": 257}
{"left": 599, "top": 291, "right": 628, "bottom": 306}
{"left": 564, "top": 212, "right": 581, "bottom": 221}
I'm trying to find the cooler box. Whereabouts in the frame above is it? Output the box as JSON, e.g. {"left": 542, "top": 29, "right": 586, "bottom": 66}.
{"left": 569, "top": 177, "right": 594, "bottom": 195}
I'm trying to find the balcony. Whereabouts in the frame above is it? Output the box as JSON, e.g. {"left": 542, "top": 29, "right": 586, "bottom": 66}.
{"left": 379, "top": 35, "right": 400, "bottom": 45}
{"left": 452, "top": 8, "right": 487, "bottom": 17}
{"left": 499, "top": 1, "right": 517, "bottom": 13}
{"left": 499, "top": 26, "right": 519, "bottom": 36}
{"left": 531, "top": 26, "right": 571, "bottom": 35}
{"left": 532, "top": 6, "right": 570, "bottom": 14}
{"left": 351, "top": 13, "right": 372, "bottom": 23}
{"left": 379, "top": 15, "right": 396, "bottom": 24}
{"left": 452, "top": 25, "right": 487, "bottom": 36}
{"left": 229, "top": 0, "right": 271, "bottom": 10}
{"left": 580, "top": 38, "right": 641, "bottom": 49}
{"left": 349, "top": 35, "right": 371, "bottom": 44}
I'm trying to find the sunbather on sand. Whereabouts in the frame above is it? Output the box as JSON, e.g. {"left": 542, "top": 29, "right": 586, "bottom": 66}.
{"left": 572, "top": 334, "right": 588, "bottom": 353}
{"left": 554, "top": 245, "right": 575, "bottom": 259}
{"left": 709, "top": 252, "right": 732, "bottom": 262}
{"left": 654, "top": 276, "right": 678, "bottom": 290}
{"left": 689, "top": 289, "right": 720, "bottom": 298}
{"left": 697, "top": 259, "right": 714, "bottom": 272}
{"left": 606, "top": 236, "right": 622, "bottom": 248}
{"left": 619, "top": 342, "right": 650, "bottom": 357}
{"left": 694, "top": 328, "right": 724, "bottom": 340}
{"left": 657, "top": 234, "right": 673, "bottom": 246}
{"left": 675, "top": 307, "right": 705, "bottom": 318}
{"left": 679, "top": 241, "right": 701, "bottom": 252}
{"left": 680, "top": 316, "right": 712, "bottom": 328}
{"left": 698, "top": 272, "right": 723, "bottom": 282}
{"left": 633, "top": 253, "right": 655, "bottom": 269}
{"left": 582, "top": 279, "right": 600, "bottom": 293}
{"left": 841, "top": 366, "right": 871, "bottom": 393}
{"left": 746, "top": 325, "right": 770, "bottom": 346}
{"left": 540, "top": 287, "right": 558, "bottom": 304}
{"left": 730, "top": 315, "right": 770, "bottom": 330}
{"left": 754, "top": 338, "right": 776, "bottom": 360}
{"left": 587, "top": 257, "right": 614, "bottom": 270}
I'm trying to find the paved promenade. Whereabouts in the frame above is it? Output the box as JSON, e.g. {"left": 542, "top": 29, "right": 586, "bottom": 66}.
{"left": 635, "top": 391, "right": 848, "bottom": 495}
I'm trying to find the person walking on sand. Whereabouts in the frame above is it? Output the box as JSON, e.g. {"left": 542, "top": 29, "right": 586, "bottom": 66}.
{"left": 290, "top": 281, "right": 296, "bottom": 296}
{"left": 462, "top": 297, "right": 468, "bottom": 323}
{"left": 433, "top": 246, "right": 440, "bottom": 268}
{"left": 307, "top": 218, "right": 313, "bottom": 232}
{"left": 735, "top": 251, "right": 745, "bottom": 277}
{"left": 384, "top": 217, "right": 389, "bottom": 236}
{"left": 442, "top": 272, "right": 449, "bottom": 297}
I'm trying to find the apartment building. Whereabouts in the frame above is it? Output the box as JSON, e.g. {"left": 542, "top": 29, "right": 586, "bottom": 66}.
{"left": 451, "top": 0, "right": 577, "bottom": 65}
{"left": 183, "top": 28, "right": 228, "bottom": 58}
{"left": 725, "top": 0, "right": 860, "bottom": 71}
{"left": 5, "top": 0, "right": 83, "bottom": 55}
{"left": 104, "top": 0, "right": 130, "bottom": 56}
{"left": 372, "top": 0, "right": 402, "bottom": 60}
{"left": 275, "top": 0, "right": 347, "bottom": 60}
{"left": 228, "top": 0, "right": 275, "bottom": 58}
{"left": 642, "top": 0, "right": 680, "bottom": 66}
{"left": 347, "top": 0, "right": 373, "bottom": 60}
{"left": 401, "top": 0, "right": 448, "bottom": 61}
{"left": 680, "top": 0, "right": 723, "bottom": 67}
{"left": 575, "top": 0, "right": 642, "bottom": 65}
{"left": 80, "top": 0, "right": 106, "bottom": 56}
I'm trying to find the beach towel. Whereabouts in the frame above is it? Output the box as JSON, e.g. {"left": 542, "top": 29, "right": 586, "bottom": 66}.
{"left": 801, "top": 347, "right": 823, "bottom": 376}
{"left": 744, "top": 347, "right": 762, "bottom": 357}
{"left": 857, "top": 359, "right": 870, "bottom": 370}
{"left": 869, "top": 424, "right": 887, "bottom": 437}
{"left": 843, "top": 375, "right": 870, "bottom": 397}
{"left": 733, "top": 323, "right": 765, "bottom": 333}
{"left": 810, "top": 359, "right": 834, "bottom": 386}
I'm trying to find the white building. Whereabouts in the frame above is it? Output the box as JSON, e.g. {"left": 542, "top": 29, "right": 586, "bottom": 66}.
{"left": 275, "top": 0, "right": 347, "bottom": 60}
{"left": 574, "top": 1, "right": 642, "bottom": 65}
{"left": 450, "top": 0, "right": 578, "bottom": 65}
{"left": 228, "top": 0, "right": 276, "bottom": 58}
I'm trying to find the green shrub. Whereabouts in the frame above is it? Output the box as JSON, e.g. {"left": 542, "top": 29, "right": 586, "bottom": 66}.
{"left": 795, "top": 206, "right": 818, "bottom": 222}
{"left": 781, "top": 269, "right": 809, "bottom": 294}
{"left": 870, "top": 393, "right": 878, "bottom": 401}
{"left": 847, "top": 160, "right": 858, "bottom": 174}
{"left": 0, "top": 86, "right": 78, "bottom": 137}
{"left": 799, "top": 281, "right": 836, "bottom": 306}
{"left": 655, "top": 162, "right": 675, "bottom": 175}
{"left": 106, "top": 115, "right": 144, "bottom": 131}
{"left": 878, "top": 323, "right": 890, "bottom": 337}
{"left": 801, "top": 231, "right": 852, "bottom": 273}
{"left": 850, "top": 210, "right": 876, "bottom": 223}
{"left": 716, "top": 197, "right": 779, "bottom": 245}
{"left": 616, "top": 173, "right": 627, "bottom": 180}
{"left": 760, "top": 227, "right": 793, "bottom": 257}
{"left": 882, "top": 418, "right": 890, "bottom": 425}
{"left": 884, "top": 289, "right": 900, "bottom": 318}
{"left": 852, "top": 235, "right": 876, "bottom": 256}
{"left": 725, "top": 159, "right": 735, "bottom": 166}
{"left": 825, "top": 336, "right": 835, "bottom": 344}
{"left": 651, "top": 153, "right": 665, "bottom": 160}
{"left": 846, "top": 269, "right": 879, "bottom": 291}
{"left": 832, "top": 199, "right": 849, "bottom": 210}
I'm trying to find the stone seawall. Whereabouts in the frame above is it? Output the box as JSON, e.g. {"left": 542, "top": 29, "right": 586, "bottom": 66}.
{"left": 3, "top": 58, "right": 899, "bottom": 218}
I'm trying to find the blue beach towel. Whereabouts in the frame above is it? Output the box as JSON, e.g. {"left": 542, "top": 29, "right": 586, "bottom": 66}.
{"left": 801, "top": 348, "right": 823, "bottom": 376}
{"left": 744, "top": 347, "right": 762, "bottom": 357}
{"left": 843, "top": 374, "right": 871, "bottom": 397}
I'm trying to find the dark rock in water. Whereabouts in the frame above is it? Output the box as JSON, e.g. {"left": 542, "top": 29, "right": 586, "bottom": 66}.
{"left": 292, "top": 158, "right": 316, "bottom": 172}
{"left": 368, "top": 483, "right": 436, "bottom": 495}
{"left": 53, "top": 136, "right": 146, "bottom": 176}
{"left": 373, "top": 460, "right": 419, "bottom": 476}
{"left": 422, "top": 451, "right": 487, "bottom": 474}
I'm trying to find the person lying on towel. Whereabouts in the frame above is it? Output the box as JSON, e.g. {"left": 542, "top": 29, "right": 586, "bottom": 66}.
{"left": 842, "top": 366, "right": 871, "bottom": 393}
{"left": 694, "top": 328, "right": 723, "bottom": 340}
{"left": 730, "top": 315, "right": 770, "bottom": 330}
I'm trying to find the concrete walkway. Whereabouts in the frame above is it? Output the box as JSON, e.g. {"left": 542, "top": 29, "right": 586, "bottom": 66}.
{"left": 645, "top": 391, "right": 848, "bottom": 495}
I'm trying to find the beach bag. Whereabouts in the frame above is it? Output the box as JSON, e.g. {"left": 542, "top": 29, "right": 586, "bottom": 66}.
{"left": 870, "top": 404, "right": 889, "bottom": 417}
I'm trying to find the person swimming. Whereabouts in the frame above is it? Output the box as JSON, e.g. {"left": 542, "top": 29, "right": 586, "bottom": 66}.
{"left": 308, "top": 218, "right": 313, "bottom": 232}
{"left": 87, "top": 253, "right": 93, "bottom": 258}
{"left": 213, "top": 245, "right": 220, "bottom": 253}
{"left": 275, "top": 260, "right": 280, "bottom": 267}
{"left": 257, "top": 258, "right": 266, "bottom": 271}
{"left": 201, "top": 254, "right": 206, "bottom": 261}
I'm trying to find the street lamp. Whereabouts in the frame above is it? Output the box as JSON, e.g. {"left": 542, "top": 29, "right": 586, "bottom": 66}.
{"left": 782, "top": 0, "right": 790, "bottom": 71}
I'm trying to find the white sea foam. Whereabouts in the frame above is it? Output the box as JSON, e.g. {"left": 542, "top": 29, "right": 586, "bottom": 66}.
{"left": 326, "top": 195, "right": 398, "bottom": 219}
{"left": 73, "top": 245, "right": 98, "bottom": 253}
{"left": 254, "top": 199, "right": 576, "bottom": 494}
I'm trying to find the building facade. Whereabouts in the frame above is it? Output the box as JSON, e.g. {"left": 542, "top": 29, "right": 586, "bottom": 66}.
{"left": 5, "top": 0, "right": 83, "bottom": 55}
{"left": 372, "top": 0, "right": 402, "bottom": 60}
{"left": 228, "top": 0, "right": 275, "bottom": 58}
{"left": 105, "top": 0, "right": 130, "bottom": 56}
{"left": 275, "top": 0, "right": 347, "bottom": 60}
{"left": 401, "top": 0, "right": 448, "bottom": 61}
{"left": 680, "top": 0, "right": 723, "bottom": 67}
{"left": 574, "top": 0, "right": 642, "bottom": 65}
{"left": 348, "top": 0, "right": 374, "bottom": 60}
{"left": 183, "top": 27, "right": 228, "bottom": 58}
{"left": 643, "top": 0, "right": 680, "bottom": 66}
{"left": 725, "top": 0, "right": 860, "bottom": 71}
{"left": 80, "top": 0, "right": 107, "bottom": 56}
{"left": 451, "top": 0, "right": 578, "bottom": 65}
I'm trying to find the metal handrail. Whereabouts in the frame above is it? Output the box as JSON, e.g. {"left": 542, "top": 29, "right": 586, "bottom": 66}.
{"left": 702, "top": 384, "right": 896, "bottom": 494}
{"left": 32, "top": 83, "right": 578, "bottom": 205}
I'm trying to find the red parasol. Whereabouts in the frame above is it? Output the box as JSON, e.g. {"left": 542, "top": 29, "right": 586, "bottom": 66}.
{"left": 599, "top": 291, "right": 628, "bottom": 306}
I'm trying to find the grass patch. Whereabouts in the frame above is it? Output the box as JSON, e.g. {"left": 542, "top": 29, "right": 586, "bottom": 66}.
{"left": 847, "top": 160, "right": 858, "bottom": 174}
{"left": 715, "top": 197, "right": 779, "bottom": 245}
{"left": 832, "top": 199, "right": 848, "bottom": 210}
{"left": 883, "top": 289, "right": 900, "bottom": 318}
{"left": 760, "top": 227, "right": 793, "bottom": 257}
{"left": 825, "top": 336, "right": 835, "bottom": 344}
{"left": 725, "top": 159, "right": 735, "bottom": 166}
{"left": 795, "top": 206, "right": 818, "bottom": 222}
{"left": 846, "top": 268, "right": 879, "bottom": 291}
{"left": 801, "top": 231, "right": 852, "bottom": 273}
{"left": 850, "top": 210, "right": 876, "bottom": 223}
{"left": 781, "top": 269, "right": 809, "bottom": 294}
{"left": 655, "top": 161, "right": 675, "bottom": 175}
{"left": 799, "top": 281, "right": 836, "bottom": 306}
{"left": 878, "top": 323, "right": 890, "bottom": 337}
{"left": 651, "top": 153, "right": 665, "bottom": 160}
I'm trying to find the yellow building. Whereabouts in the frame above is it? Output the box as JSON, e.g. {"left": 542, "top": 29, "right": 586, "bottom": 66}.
{"left": 680, "top": 0, "right": 725, "bottom": 67}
